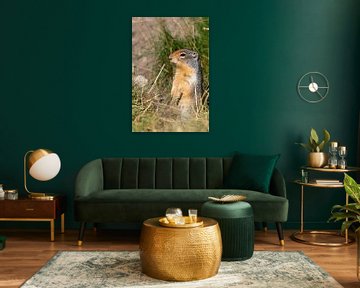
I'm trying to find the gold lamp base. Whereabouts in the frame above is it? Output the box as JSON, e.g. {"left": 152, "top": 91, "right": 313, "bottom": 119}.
{"left": 28, "top": 192, "right": 55, "bottom": 200}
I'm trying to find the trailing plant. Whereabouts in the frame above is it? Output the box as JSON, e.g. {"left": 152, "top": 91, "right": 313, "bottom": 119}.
{"left": 296, "top": 128, "right": 331, "bottom": 152}
{"left": 329, "top": 173, "right": 360, "bottom": 233}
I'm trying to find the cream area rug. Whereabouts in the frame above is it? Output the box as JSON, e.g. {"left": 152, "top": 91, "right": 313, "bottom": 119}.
{"left": 21, "top": 251, "right": 342, "bottom": 288}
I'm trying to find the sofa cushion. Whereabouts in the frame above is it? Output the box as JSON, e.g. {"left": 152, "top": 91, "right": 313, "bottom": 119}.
{"left": 224, "top": 153, "right": 280, "bottom": 193}
{"left": 75, "top": 188, "right": 288, "bottom": 222}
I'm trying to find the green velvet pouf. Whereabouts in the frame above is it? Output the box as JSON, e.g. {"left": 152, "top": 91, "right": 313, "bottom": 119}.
{"left": 201, "top": 201, "right": 254, "bottom": 261}
{"left": 0, "top": 236, "right": 6, "bottom": 250}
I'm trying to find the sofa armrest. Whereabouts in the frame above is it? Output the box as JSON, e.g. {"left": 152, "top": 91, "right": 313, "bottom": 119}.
{"left": 269, "top": 168, "right": 287, "bottom": 198}
{"left": 75, "top": 159, "right": 104, "bottom": 199}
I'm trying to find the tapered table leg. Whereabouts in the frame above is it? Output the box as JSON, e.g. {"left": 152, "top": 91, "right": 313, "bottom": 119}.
{"left": 50, "top": 220, "right": 55, "bottom": 241}
{"left": 61, "top": 213, "right": 65, "bottom": 234}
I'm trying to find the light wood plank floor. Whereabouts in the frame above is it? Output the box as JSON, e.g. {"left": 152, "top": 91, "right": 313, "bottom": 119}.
{"left": 0, "top": 228, "right": 358, "bottom": 288}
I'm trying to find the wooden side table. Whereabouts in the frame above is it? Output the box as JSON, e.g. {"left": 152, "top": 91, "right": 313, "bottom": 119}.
{"left": 0, "top": 195, "right": 66, "bottom": 241}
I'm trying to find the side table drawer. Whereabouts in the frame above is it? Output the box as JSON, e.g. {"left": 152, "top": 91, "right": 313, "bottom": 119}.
{"left": 2, "top": 201, "right": 55, "bottom": 218}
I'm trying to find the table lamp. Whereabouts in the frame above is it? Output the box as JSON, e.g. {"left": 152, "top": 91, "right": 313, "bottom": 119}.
{"left": 24, "top": 148, "right": 61, "bottom": 199}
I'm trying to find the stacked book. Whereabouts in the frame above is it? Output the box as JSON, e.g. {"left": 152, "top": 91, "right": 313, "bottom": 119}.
{"left": 314, "top": 179, "right": 342, "bottom": 185}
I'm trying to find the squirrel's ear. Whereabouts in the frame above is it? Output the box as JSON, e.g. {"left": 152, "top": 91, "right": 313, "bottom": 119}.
{"left": 192, "top": 52, "right": 199, "bottom": 59}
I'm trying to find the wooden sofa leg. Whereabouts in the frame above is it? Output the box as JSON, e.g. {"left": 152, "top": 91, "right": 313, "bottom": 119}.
{"left": 262, "top": 222, "right": 268, "bottom": 232}
{"left": 276, "top": 222, "right": 285, "bottom": 246}
{"left": 78, "top": 222, "right": 86, "bottom": 246}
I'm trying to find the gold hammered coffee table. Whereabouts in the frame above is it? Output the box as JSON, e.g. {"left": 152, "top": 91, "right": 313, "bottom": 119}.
{"left": 139, "top": 217, "right": 222, "bottom": 281}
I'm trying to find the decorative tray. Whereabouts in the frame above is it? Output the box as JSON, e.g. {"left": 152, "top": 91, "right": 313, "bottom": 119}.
{"left": 159, "top": 216, "right": 203, "bottom": 228}
{"left": 208, "top": 194, "right": 246, "bottom": 203}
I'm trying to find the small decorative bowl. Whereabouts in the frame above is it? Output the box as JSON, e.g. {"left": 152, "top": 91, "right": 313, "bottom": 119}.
{"left": 208, "top": 194, "right": 246, "bottom": 203}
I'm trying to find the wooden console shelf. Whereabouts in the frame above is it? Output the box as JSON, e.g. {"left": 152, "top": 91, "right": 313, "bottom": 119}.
{"left": 0, "top": 195, "right": 66, "bottom": 241}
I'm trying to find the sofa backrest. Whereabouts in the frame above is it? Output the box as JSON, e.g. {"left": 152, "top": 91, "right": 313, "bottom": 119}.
{"left": 102, "top": 158, "right": 233, "bottom": 190}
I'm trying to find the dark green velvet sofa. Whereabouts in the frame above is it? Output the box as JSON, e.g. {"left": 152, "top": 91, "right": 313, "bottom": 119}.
{"left": 74, "top": 157, "right": 288, "bottom": 245}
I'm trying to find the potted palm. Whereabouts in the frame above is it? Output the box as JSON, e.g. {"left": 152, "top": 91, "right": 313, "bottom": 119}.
{"left": 296, "top": 128, "right": 330, "bottom": 167}
{"left": 329, "top": 173, "right": 360, "bottom": 279}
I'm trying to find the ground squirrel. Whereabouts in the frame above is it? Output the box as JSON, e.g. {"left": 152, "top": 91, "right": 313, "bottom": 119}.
{"left": 169, "top": 49, "right": 202, "bottom": 116}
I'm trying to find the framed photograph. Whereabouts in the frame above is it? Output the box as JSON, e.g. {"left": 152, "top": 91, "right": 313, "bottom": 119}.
{"left": 132, "top": 17, "right": 209, "bottom": 132}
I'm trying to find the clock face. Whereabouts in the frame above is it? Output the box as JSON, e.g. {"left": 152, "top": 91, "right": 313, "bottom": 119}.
{"left": 297, "top": 72, "right": 329, "bottom": 103}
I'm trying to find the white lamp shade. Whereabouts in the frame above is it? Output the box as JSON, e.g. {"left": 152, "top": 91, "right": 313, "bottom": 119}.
{"left": 29, "top": 153, "right": 61, "bottom": 181}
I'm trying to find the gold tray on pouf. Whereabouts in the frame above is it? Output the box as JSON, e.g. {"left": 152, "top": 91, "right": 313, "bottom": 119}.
{"left": 159, "top": 216, "right": 204, "bottom": 228}
{"left": 208, "top": 194, "right": 246, "bottom": 203}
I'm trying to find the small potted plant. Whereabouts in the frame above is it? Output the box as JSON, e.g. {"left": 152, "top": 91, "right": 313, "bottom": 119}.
{"left": 296, "top": 128, "right": 330, "bottom": 167}
{"left": 329, "top": 173, "right": 360, "bottom": 279}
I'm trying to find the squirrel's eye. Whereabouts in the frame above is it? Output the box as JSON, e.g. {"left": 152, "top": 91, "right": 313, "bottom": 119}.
{"left": 179, "top": 53, "right": 186, "bottom": 58}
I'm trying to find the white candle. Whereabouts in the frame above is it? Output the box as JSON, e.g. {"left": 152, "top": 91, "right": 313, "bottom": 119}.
{"left": 339, "top": 146, "right": 346, "bottom": 153}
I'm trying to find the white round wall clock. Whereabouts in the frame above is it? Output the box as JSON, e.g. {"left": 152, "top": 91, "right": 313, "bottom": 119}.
{"left": 297, "top": 72, "right": 329, "bottom": 103}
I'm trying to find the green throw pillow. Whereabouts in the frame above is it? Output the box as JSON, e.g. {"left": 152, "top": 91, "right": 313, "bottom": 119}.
{"left": 224, "top": 153, "right": 280, "bottom": 193}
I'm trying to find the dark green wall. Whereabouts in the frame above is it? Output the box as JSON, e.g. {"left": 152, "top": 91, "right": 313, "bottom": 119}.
{"left": 1, "top": 0, "right": 359, "bottom": 230}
